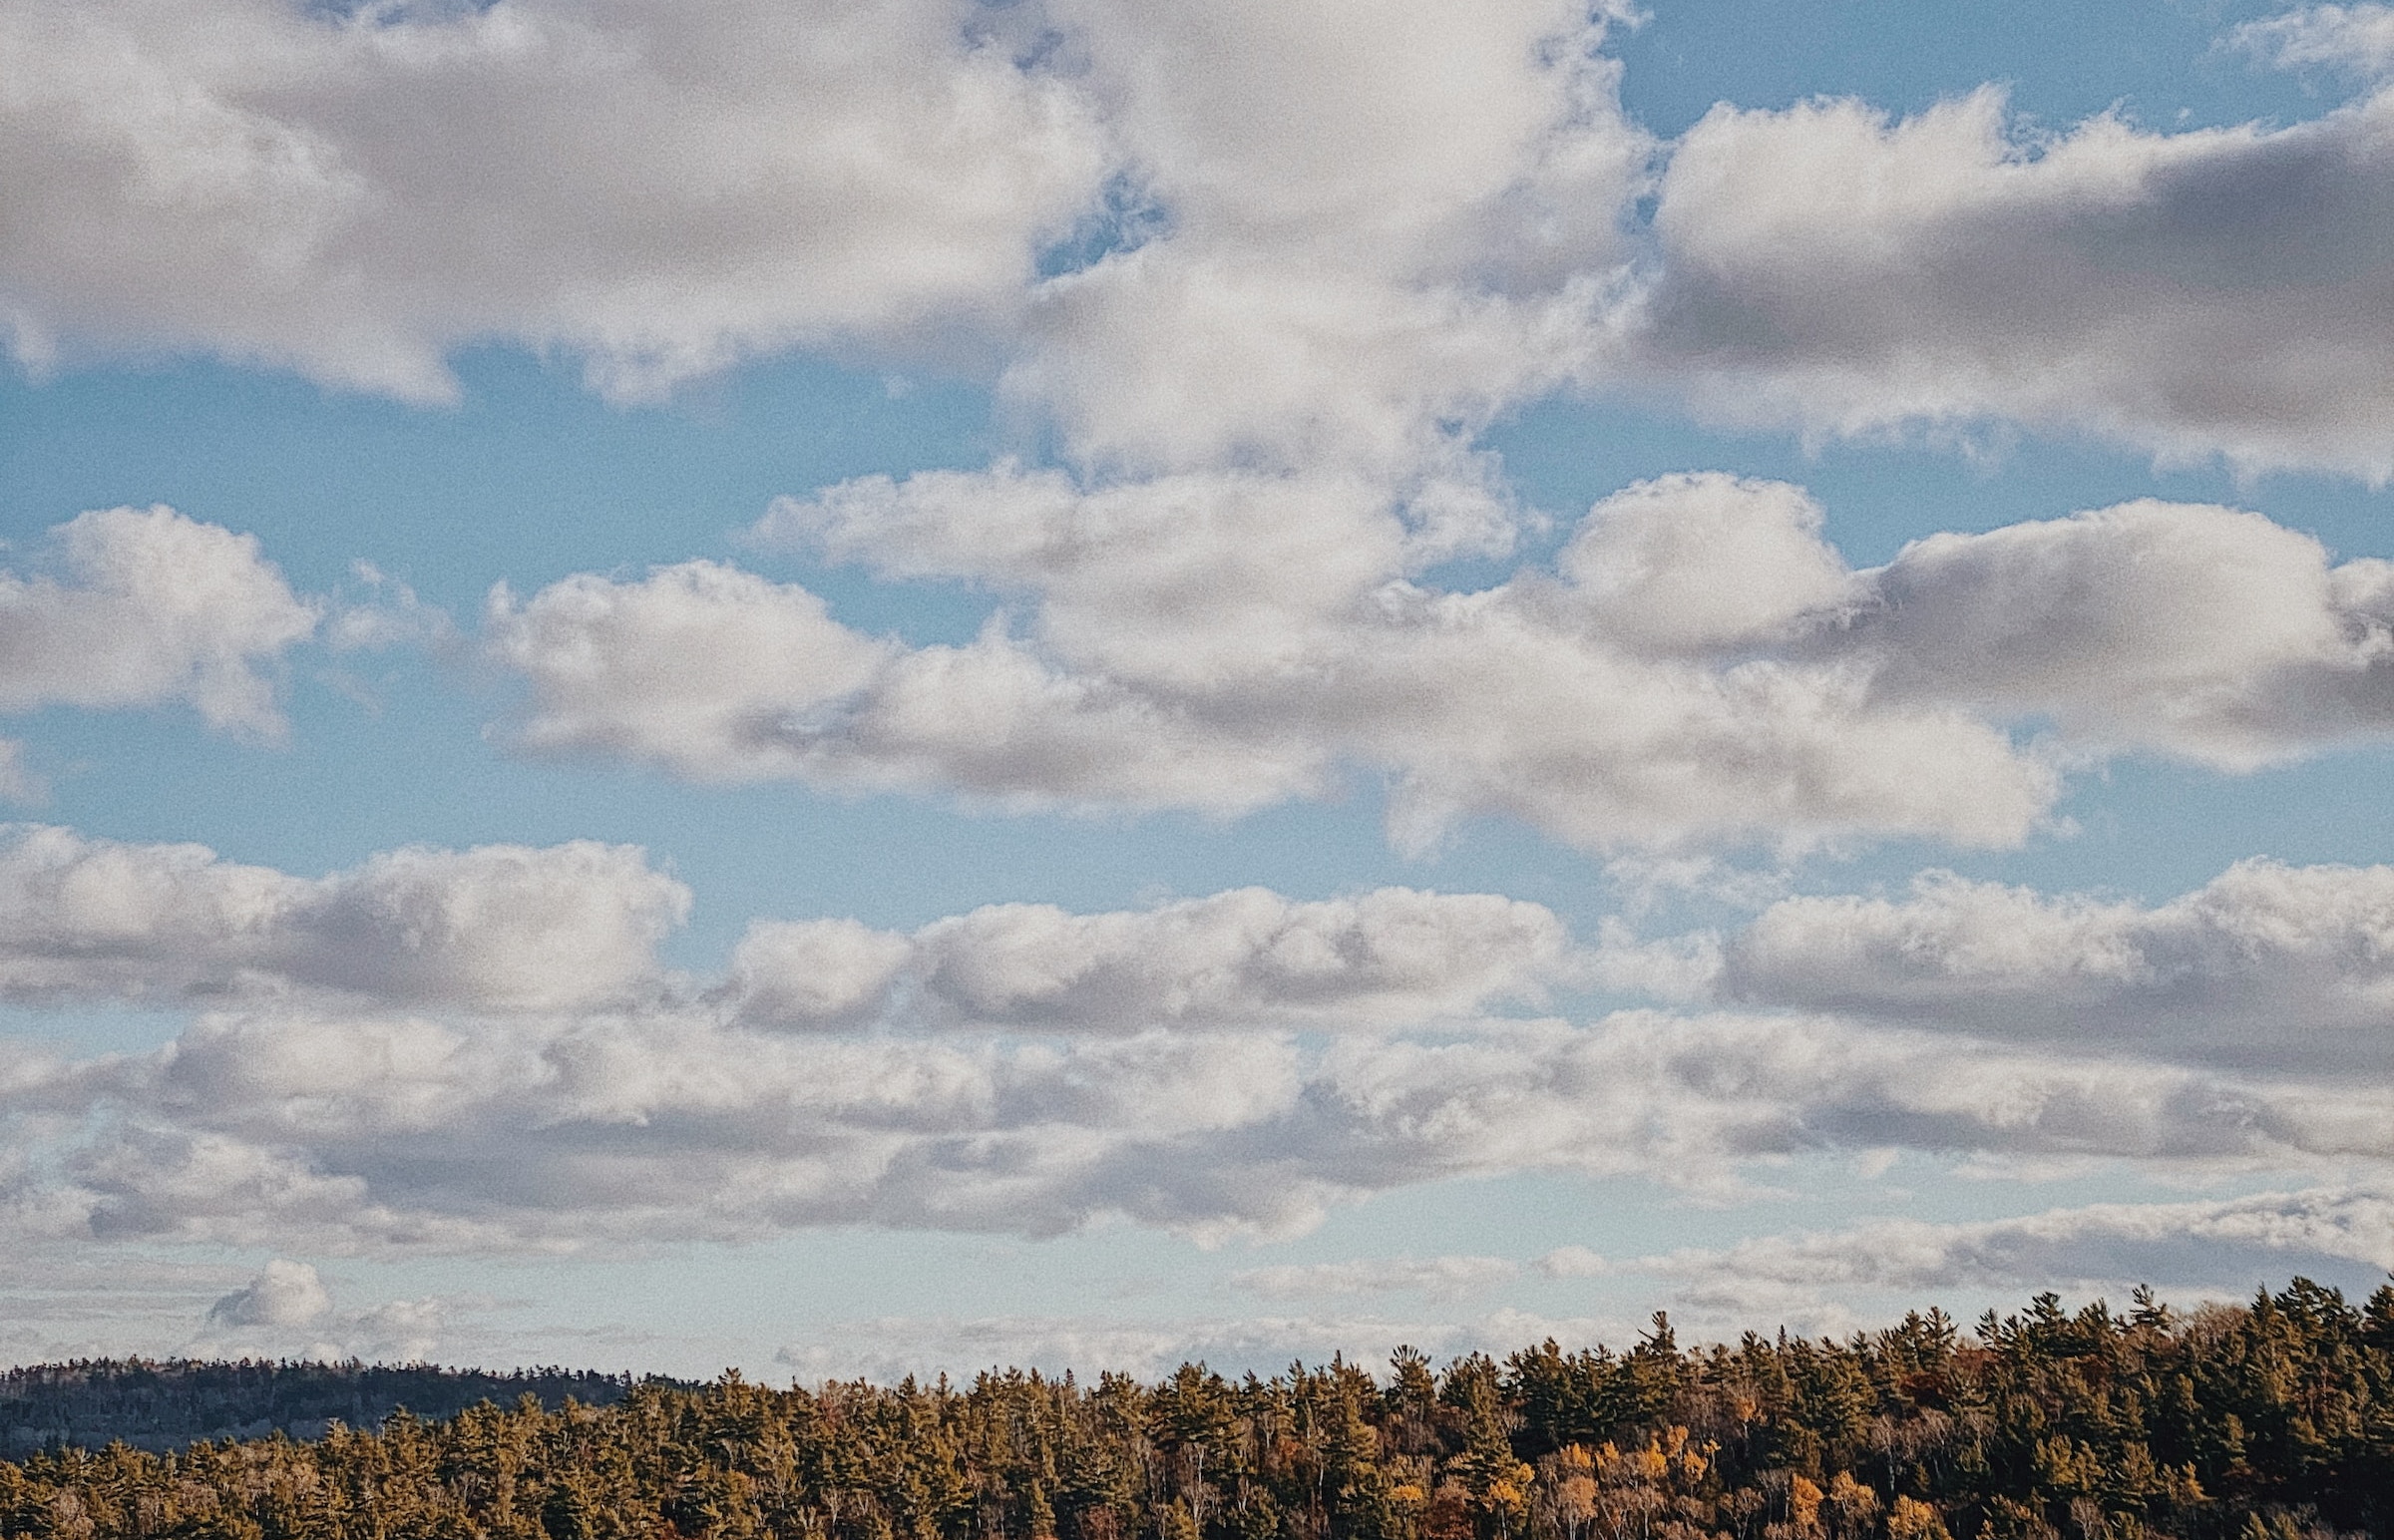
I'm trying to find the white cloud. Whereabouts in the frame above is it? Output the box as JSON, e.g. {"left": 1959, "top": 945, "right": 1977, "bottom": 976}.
{"left": 0, "top": 506, "right": 318, "bottom": 738}
{"left": 1562, "top": 474, "right": 1854, "bottom": 656}
{"left": 206, "top": 1257, "right": 331, "bottom": 1330}
{"left": 0, "top": 0, "right": 1106, "bottom": 400}
{"left": 0, "top": 822, "right": 1560, "bottom": 1033}
{"left": 537, "top": 469, "right": 2059, "bottom": 855}
{"left": 0, "top": 0, "right": 1661, "bottom": 516}
{"left": 487, "top": 554, "right": 1324, "bottom": 814}
{"left": 1851, "top": 501, "right": 2394, "bottom": 769}
{"left": 0, "top": 826, "right": 688, "bottom": 1012}
{"left": 0, "top": 0, "right": 1652, "bottom": 453}
{"left": 1710, "top": 857, "right": 2394, "bottom": 1075}
{"left": 511, "top": 477, "right": 2394, "bottom": 857}
{"left": 18, "top": 1, "right": 2394, "bottom": 490}
{"left": 1641, "top": 85, "right": 2394, "bottom": 478}
{"left": 7, "top": 1003, "right": 2387, "bottom": 1257}
{"left": 199, "top": 1258, "right": 451, "bottom": 1361}
{"left": 485, "top": 562, "right": 894, "bottom": 780}
{"left": 2235, "top": 4, "right": 2394, "bottom": 78}
{"left": 1229, "top": 1255, "right": 1518, "bottom": 1303}
{"left": 730, "top": 886, "right": 1571, "bottom": 1032}
{"left": 326, "top": 562, "right": 454, "bottom": 654}
{"left": 1005, "top": 0, "right": 1647, "bottom": 477}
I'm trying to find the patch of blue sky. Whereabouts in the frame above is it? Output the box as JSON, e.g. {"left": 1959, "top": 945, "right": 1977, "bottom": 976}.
{"left": 1035, "top": 174, "right": 1175, "bottom": 281}
{"left": 1611, "top": 0, "right": 2344, "bottom": 141}
{"left": 0, "top": 1002, "right": 187, "bottom": 1057}
{"left": 0, "top": 349, "right": 1000, "bottom": 634}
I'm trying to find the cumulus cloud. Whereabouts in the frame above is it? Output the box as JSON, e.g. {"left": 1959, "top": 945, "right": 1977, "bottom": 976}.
{"left": 0, "top": 826, "right": 688, "bottom": 1012}
{"left": 925, "top": 0, "right": 1650, "bottom": 476}
{"left": 729, "top": 886, "right": 1570, "bottom": 1032}
{"left": 206, "top": 1256, "right": 330, "bottom": 1330}
{"left": 517, "top": 471, "right": 2057, "bottom": 853}
{"left": 508, "top": 477, "right": 2394, "bottom": 856}
{"left": 0, "top": 0, "right": 1653, "bottom": 446}
{"left": 484, "top": 562, "right": 894, "bottom": 779}
{"left": 0, "top": 850, "right": 2377, "bottom": 1263}
{"left": 1561, "top": 475, "right": 1853, "bottom": 657}
{"left": 21, "top": 0, "right": 2394, "bottom": 489}
{"left": 0, "top": 821, "right": 1564, "bottom": 1032}
{"left": 1698, "top": 857, "right": 2394, "bottom": 1076}
{"left": 1851, "top": 501, "right": 2394, "bottom": 768}
{"left": 949, "top": 0, "right": 1652, "bottom": 697}
{"left": 7, "top": 1004, "right": 2388, "bottom": 1256}
{"left": 1640, "top": 84, "right": 2394, "bottom": 478}
{"left": 486, "top": 554, "right": 1324, "bottom": 814}
{"left": 200, "top": 1258, "right": 450, "bottom": 1361}
{"left": 0, "top": 506, "right": 318, "bottom": 738}
{"left": 0, "top": 0, "right": 1106, "bottom": 400}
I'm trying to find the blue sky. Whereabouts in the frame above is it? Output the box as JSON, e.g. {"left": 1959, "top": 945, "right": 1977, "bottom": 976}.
{"left": 4, "top": 0, "right": 2394, "bottom": 1377}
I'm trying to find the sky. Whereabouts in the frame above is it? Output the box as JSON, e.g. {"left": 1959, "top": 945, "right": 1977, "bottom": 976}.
{"left": 3, "top": 0, "right": 2394, "bottom": 1381}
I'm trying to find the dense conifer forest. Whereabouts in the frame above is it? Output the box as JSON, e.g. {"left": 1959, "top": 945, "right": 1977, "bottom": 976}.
{"left": 2, "top": 1280, "right": 2389, "bottom": 1539}
{"left": 0, "top": 1360, "right": 647, "bottom": 1456}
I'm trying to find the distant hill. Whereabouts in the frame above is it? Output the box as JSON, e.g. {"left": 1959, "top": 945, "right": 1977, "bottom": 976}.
{"left": 0, "top": 1357, "right": 655, "bottom": 1453}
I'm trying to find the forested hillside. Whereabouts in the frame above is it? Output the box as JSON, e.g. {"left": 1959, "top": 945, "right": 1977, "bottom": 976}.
{"left": 2, "top": 1281, "right": 2389, "bottom": 1539}
{"left": 0, "top": 1360, "right": 642, "bottom": 1456}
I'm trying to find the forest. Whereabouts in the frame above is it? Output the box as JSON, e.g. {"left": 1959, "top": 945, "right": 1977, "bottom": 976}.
{"left": 0, "top": 1360, "right": 646, "bottom": 1456}
{"left": 0, "top": 1279, "right": 2387, "bottom": 1540}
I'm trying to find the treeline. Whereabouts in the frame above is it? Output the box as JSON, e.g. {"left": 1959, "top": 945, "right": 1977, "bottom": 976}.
{"left": 2, "top": 1280, "right": 2390, "bottom": 1539}
{"left": 0, "top": 1360, "right": 645, "bottom": 1456}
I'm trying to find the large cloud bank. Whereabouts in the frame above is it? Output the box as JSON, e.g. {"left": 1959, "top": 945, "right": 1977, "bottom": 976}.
{"left": 480, "top": 482, "right": 2394, "bottom": 854}
{"left": 0, "top": 831, "right": 2386, "bottom": 1262}
{"left": 0, "top": 0, "right": 1106, "bottom": 400}
{"left": 15, "top": 2, "right": 2394, "bottom": 478}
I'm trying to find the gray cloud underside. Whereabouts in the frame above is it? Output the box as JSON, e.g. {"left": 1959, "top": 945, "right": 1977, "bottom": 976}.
{"left": 0, "top": 825, "right": 1566, "bottom": 1029}
{"left": 5, "top": 1006, "right": 2385, "bottom": 1255}
{"left": 1640, "top": 81, "right": 2394, "bottom": 478}
{"left": 0, "top": 0, "right": 1106, "bottom": 402}
{"left": 1608, "top": 857, "right": 2394, "bottom": 1077}
{"left": 3, "top": 828, "right": 2387, "bottom": 1254}
{"left": 0, "top": 826, "right": 687, "bottom": 1013}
